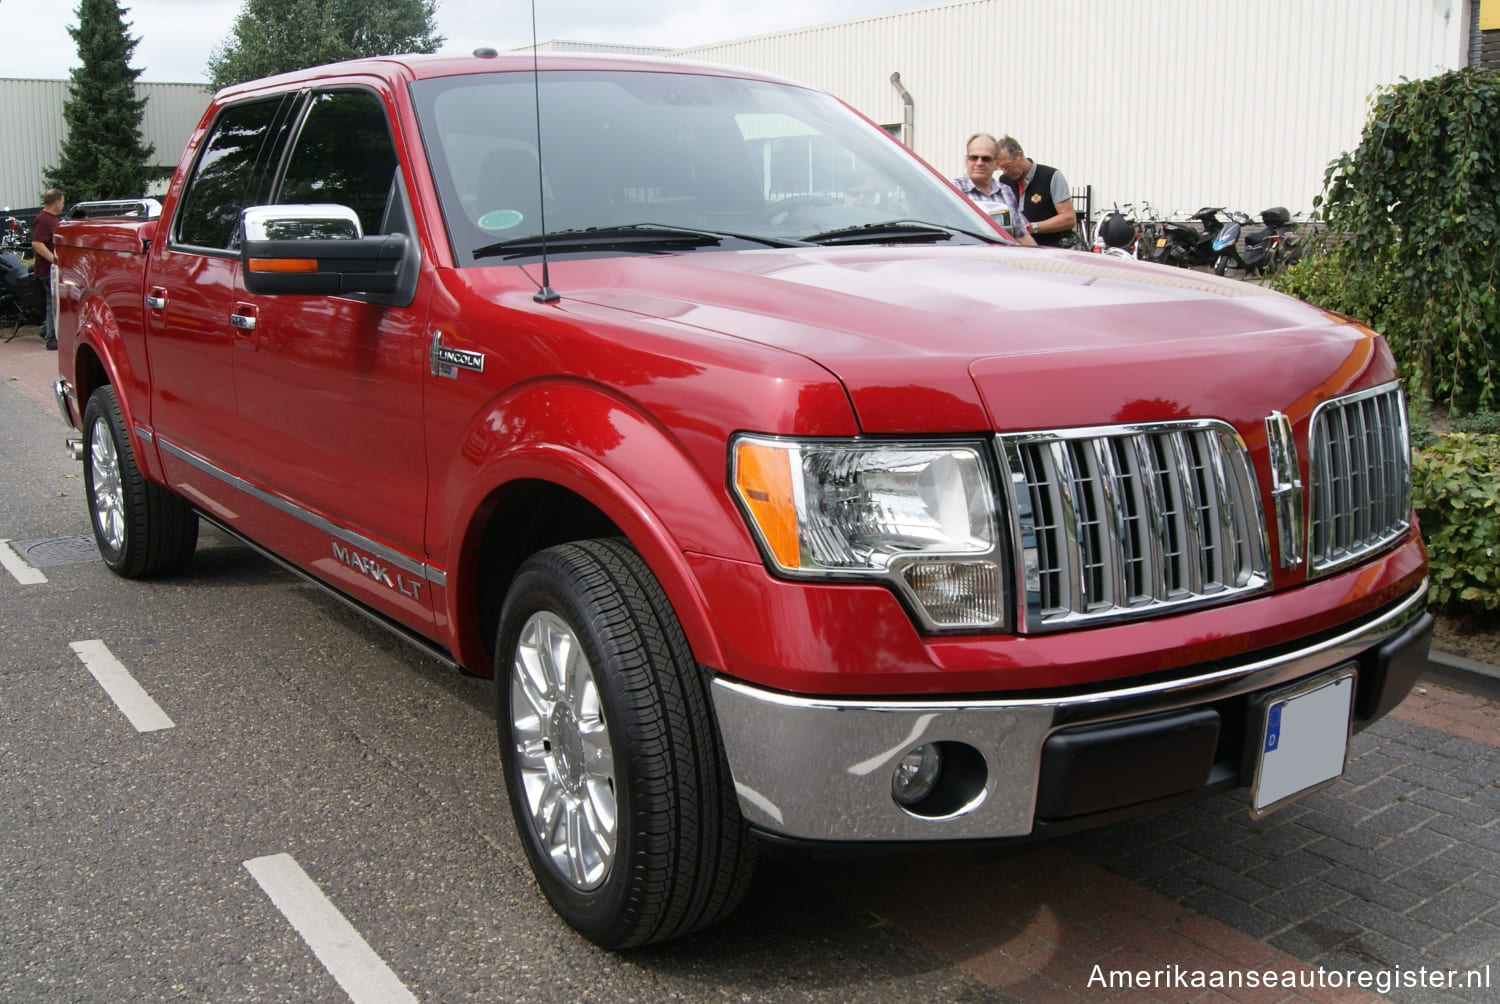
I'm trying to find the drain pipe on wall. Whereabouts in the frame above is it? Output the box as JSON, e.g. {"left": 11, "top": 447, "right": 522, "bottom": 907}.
{"left": 889, "top": 72, "right": 914, "bottom": 148}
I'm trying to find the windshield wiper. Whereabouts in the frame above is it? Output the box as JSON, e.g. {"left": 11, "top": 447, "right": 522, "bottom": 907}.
{"left": 798, "top": 220, "right": 1000, "bottom": 246}
{"left": 474, "top": 223, "right": 812, "bottom": 259}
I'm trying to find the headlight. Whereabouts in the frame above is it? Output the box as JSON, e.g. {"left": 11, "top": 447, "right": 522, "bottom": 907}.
{"left": 731, "top": 436, "right": 1006, "bottom": 629}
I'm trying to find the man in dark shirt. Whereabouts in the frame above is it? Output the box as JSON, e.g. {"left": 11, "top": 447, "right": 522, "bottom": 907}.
{"left": 31, "top": 188, "right": 64, "bottom": 350}
{"left": 994, "top": 138, "right": 1078, "bottom": 248}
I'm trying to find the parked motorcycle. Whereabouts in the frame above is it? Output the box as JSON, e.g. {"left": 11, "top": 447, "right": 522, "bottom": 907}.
{"left": 1153, "top": 207, "right": 1226, "bottom": 269}
{"left": 0, "top": 248, "right": 45, "bottom": 339}
{"left": 1, "top": 211, "right": 28, "bottom": 253}
{"left": 1212, "top": 206, "right": 1300, "bottom": 276}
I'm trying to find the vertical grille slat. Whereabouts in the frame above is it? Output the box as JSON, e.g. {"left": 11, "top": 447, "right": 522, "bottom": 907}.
{"left": 1308, "top": 384, "right": 1411, "bottom": 573}
{"left": 1003, "top": 421, "right": 1269, "bottom": 631}
{"left": 1148, "top": 435, "right": 1188, "bottom": 596}
{"left": 1049, "top": 440, "right": 1084, "bottom": 613}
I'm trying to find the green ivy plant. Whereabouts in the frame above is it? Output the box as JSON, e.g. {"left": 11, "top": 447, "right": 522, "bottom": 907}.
{"left": 1276, "top": 68, "right": 1500, "bottom": 413}
{"left": 1411, "top": 433, "right": 1500, "bottom": 613}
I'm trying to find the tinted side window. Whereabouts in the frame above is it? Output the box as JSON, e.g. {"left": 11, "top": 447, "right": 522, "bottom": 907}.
{"left": 174, "top": 97, "right": 287, "bottom": 251}
{"left": 277, "top": 90, "right": 398, "bottom": 236}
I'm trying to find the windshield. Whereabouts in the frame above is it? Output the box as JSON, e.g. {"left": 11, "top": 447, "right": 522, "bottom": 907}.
{"left": 410, "top": 68, "right": 1002, "bottom": 264}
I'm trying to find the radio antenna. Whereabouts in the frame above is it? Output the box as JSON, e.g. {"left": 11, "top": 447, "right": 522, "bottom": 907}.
{"left": 530, "top": 0, "right": 559, "bottom": 303}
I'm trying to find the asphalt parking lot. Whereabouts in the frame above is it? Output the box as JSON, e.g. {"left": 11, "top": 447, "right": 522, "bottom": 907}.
{"left": 4, "top": 326, "right": 1498, "bottom": 1002}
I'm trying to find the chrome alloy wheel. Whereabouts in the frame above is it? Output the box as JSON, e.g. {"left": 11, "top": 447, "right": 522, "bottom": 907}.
{"left": 88, "top": 412, "right": 126, "bottom": 553}
{"left": 510, "top": 611, "right": 618, "bottom": 891}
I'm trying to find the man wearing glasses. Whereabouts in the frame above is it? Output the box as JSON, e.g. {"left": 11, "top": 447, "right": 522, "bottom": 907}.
{"left": 951, "top": 133, "right": 1032, "bottom": 243}
{"left": 994, "top": 136, "right": 1078, "bottom": 248}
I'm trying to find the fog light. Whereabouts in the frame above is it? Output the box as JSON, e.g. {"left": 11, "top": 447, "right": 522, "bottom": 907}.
{"left": 892, "top": 744, "right": 942, "bottom": 806}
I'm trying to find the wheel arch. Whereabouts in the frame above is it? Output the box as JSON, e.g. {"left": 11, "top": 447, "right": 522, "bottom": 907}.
{"left": 70, "top": 295, "right": 165, "bottom": 483}
{"left": 439, "top": 384, "right": 752, "bottom": 678}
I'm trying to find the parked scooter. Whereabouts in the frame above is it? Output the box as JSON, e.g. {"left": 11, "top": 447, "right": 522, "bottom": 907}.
{"left": 1154, "top": 207, "right": 1226, "bottom": 269}
{"left": 1212, "top": 206, "right": 1299, "bottom": 276}
{"left": 1091, "top": 209, "right": 1138, "bottom": 259}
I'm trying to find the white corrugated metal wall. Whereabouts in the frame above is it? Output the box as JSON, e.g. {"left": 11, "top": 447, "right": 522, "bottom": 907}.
{"left": 674, "top": 0, "right": 1470, "bottom": 225}
{"left": 0, "top": 79, "right": 209, "bottom": 209}
{"left": 1, "top": 3, "right": 1471, "bottom": 220}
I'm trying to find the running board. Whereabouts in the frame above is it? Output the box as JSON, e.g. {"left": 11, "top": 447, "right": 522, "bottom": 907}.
{"left": 196, "top": 513, "right": 473, "bottom": 677}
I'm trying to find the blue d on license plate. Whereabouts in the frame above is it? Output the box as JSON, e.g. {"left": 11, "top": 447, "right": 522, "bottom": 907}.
{"left": 1250, "top": 668, "right": 1355, "bottom": 817}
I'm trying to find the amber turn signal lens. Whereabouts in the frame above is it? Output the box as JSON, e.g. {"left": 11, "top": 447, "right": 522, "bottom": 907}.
{"left": 246, "top": 258, "right": 318, "bottom": 273}
{"left": 733, "top": 441, "right": 800, "bottom": 569}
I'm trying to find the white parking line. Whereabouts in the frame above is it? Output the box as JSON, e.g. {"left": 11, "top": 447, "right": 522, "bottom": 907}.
{"left": 243, "top": 853, "right": 418, "bottom": 1004}
{"left": 69, "top": 639, "right": 175, "bottom": 733}
{"left": 0, "top": 539, "right": 47, "bottom": 585}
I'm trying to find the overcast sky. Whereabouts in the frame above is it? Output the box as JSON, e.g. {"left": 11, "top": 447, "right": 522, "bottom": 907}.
{"left": 0, "top": 0, "right": 942, "bottom": 83}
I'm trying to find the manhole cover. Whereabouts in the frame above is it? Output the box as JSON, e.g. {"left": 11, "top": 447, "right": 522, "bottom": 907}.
{"left": 7, "top": 535, "right": 101, "bottom": 567}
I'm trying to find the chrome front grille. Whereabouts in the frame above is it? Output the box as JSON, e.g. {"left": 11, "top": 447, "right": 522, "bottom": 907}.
{"left": 999, "top": 422, "right": 1269, "bottom": 631}
{"left": 1308, "top": 383, "right": 1411, "bottom": 573}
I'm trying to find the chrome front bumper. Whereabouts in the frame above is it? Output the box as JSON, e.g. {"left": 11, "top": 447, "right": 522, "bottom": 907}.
{"left": 710, "top": 582, "right": 1429, "bottom": 843}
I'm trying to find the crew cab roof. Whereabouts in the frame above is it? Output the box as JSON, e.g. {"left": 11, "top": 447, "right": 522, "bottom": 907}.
{"left": 213, "top": 50, "right": 804, "bottom": 101}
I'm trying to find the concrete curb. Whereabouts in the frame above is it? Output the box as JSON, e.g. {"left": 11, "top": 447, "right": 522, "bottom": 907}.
{"left": 1427, "top": 648, "right": 1500, "bottom": 700}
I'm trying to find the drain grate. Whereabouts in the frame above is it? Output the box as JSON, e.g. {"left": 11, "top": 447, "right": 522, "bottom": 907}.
{"left": 8, "top": 535, "right": 101, "bottom": 567}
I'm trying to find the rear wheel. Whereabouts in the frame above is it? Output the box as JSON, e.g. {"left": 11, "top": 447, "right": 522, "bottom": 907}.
{"left": 496, "top": 538, "right": 755, "bottom": 948}
{"left": 82, "top": 386, "right": 198, "bottom": 577}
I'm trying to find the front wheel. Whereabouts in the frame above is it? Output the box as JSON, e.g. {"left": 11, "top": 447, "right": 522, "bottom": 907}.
{"left": 82, "top": 386, "right": 198, "bottom": 577}
{"left": 1213, "top": 254, "right": 1229, "bottom": 276}
{"left": 496, "top": 539, "right": 755, "bottom": 948}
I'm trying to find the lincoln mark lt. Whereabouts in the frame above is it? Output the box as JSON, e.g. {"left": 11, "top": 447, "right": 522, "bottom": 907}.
{"left": 52, "top": 51, "right": 1431, "bottom": 947}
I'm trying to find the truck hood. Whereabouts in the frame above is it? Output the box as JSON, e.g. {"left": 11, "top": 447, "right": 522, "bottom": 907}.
{"left": 554, "top": 245, "right": 1390, "bottom": 433}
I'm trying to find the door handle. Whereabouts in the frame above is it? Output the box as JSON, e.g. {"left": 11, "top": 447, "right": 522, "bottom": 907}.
{"left": 145, "top": 287, "right": 167, "bottom": 311}
{"left": 230, "top": 302, "right": 259, "bottom": 350}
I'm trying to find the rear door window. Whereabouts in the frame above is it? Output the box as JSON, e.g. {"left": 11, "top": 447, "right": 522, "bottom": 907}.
{"left": 174, "top": 95, "right": 295, "bottom": 252}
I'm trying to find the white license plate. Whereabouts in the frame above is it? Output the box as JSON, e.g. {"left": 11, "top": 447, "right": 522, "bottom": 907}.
{"left": 1250, "top": 668, "right": 1355, "bottom": 817}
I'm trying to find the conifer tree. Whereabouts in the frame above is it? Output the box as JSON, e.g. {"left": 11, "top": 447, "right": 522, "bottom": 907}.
{"left": 208, "top": 0, "right": 443, "bottom": 90}
{"left": 47, "top": 0, "right": 156, "bottom": 203}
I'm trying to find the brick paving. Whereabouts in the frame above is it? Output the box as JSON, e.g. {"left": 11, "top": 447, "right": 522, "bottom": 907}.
{"left": 6, "top": 325, "right": 1497, "bottom": 1003}
{"left": 1064, "top": 687, "right": 1500, "bottom": 1003}
{"left": 1, "top": 323, "right": 60, "bottom": 414}
{"left": 800, "top": 678, "right": 1500, "bottom": 1003}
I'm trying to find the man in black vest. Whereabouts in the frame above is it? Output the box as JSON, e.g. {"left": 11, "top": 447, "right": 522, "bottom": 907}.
{"left": 995, "top": 137, "right": 1078, "bottom": 248}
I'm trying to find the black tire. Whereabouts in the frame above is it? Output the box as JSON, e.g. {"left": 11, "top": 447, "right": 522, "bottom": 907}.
{"left": 1213, "top": 254, "right": 1229, "bottom": 276}
{"left": 82, "top": 386, "right": 198, "bottom": 577}
{"left": 495, "top": 538, "right": 755, "bottom": 948}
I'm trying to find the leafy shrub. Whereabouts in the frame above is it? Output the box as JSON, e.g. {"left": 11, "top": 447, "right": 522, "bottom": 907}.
{"left": 1407, "top": 397, "right": 1438, "bottom": 452}
{"left": 1454, "top": 410, "right": 1500, "bottom": 435}
{"left": 1275, "top": 69, "right": 1500, "bottom": 413}
{"left": 1411, "top": 433, "right": 1500, "bottom": 613}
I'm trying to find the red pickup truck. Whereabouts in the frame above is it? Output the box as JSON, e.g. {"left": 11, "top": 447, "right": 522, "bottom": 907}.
{"left": 52, "top": 52, "right": 1431, "bottom": 948}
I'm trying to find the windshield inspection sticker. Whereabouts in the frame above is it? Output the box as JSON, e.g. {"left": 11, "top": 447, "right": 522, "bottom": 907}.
{"left": 477, "top": 209, "right": 524, "bottom": 231}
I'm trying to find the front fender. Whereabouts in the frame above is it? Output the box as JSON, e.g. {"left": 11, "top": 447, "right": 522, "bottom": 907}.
{"left": 436, "top": 380, "right": 771, "bottom": 675}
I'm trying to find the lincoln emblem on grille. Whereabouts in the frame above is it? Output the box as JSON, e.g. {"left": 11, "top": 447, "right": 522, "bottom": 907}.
{"left": 1265, "top": 411, "right": 1305, "bottom": 569}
